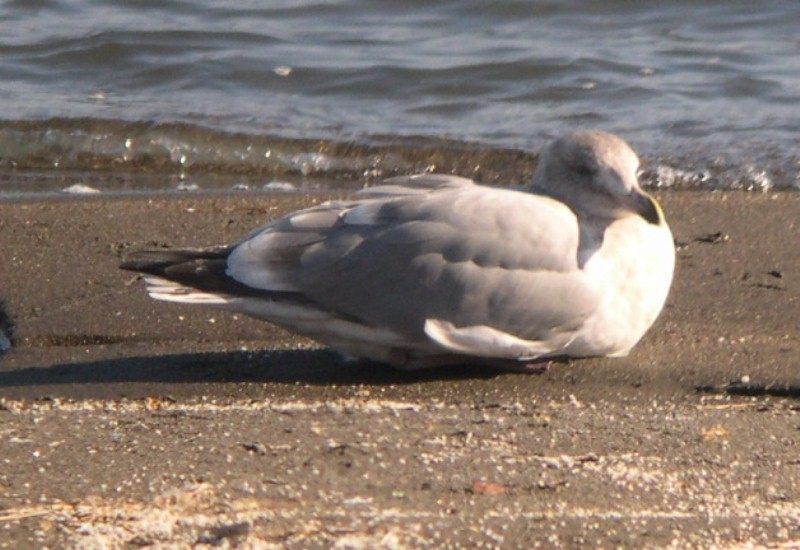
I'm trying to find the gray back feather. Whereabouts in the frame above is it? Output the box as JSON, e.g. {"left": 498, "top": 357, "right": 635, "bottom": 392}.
{"left": 226, "top": 175, "right": 599, "bottom": 341}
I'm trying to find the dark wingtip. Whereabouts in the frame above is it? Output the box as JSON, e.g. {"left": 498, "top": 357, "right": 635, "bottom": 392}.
{"left": 119, "top": 249, "right": 178, "bottom": 274}
{"left": 119, "top": 247, "right": 231, "bottom": 274}
{"left": 118, "top": 246, "right": 263, "bottom": 298}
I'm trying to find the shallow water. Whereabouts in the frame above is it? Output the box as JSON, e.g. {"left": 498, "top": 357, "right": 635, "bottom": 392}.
{"left": 1, "top": 0, "right": 798, "bottom": 196}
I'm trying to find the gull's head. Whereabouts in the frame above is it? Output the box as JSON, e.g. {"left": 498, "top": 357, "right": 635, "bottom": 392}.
{"left": 531, "top": 130, "right": 663, "bottom": 225}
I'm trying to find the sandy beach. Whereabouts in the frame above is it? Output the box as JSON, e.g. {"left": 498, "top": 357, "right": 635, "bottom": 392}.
{"left": 1, "top": 190, "right": 799, "bottom": 547}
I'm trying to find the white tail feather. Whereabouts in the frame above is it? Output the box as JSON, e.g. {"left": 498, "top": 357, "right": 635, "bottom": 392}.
{"left": 143, "top": 276, "right": 230, "bottom": 305}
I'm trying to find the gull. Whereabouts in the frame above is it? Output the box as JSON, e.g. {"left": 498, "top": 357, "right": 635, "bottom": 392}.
{"left": 121, "top": 130, "right": 674, "bottom": 371}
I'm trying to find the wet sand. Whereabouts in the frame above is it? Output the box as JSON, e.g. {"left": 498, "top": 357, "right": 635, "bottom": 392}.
{"left": 1, "top": 191, "right": 799, "bottom": 548}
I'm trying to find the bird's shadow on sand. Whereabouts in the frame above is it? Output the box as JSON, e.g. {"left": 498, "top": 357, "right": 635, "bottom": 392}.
{"left": 4, "top": 349, "right": 800, "bottom": 401}
{"left": 0, "top": 348, "right": 503, "bottom": 395}
{"left": 4, "top": 348, "right": 799, "bottom": 401}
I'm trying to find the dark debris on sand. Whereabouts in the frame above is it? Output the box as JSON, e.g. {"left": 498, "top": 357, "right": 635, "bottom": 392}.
{"left": 0, "top": 300, "right": 13, "bottom": 354}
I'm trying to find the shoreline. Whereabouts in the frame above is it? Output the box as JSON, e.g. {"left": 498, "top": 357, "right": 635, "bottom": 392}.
{"left": 1, "top": 191, "right": 799, "bottom": 547}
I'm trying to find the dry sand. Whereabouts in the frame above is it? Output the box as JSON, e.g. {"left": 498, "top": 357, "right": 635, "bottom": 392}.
{"left": 1, "top": 190, "right": 799, "bottom": 548}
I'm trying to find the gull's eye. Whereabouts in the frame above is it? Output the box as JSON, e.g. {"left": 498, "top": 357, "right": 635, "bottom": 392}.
{"left": 574, "top": 161, "right": 596, "bottom": 177}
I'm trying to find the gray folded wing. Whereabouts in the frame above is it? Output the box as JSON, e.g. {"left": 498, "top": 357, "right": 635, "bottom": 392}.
{"left": 226, "top": 175, "right": 600, "bottom": 357}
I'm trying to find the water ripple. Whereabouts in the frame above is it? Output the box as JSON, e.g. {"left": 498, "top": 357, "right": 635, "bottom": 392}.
{"left": 0, "top": 0, "right": 798, "bottom": 194}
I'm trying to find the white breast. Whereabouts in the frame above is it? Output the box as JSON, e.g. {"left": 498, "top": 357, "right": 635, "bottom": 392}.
{"left": 565, "top": 215, "right": 675, "bottom": 357}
